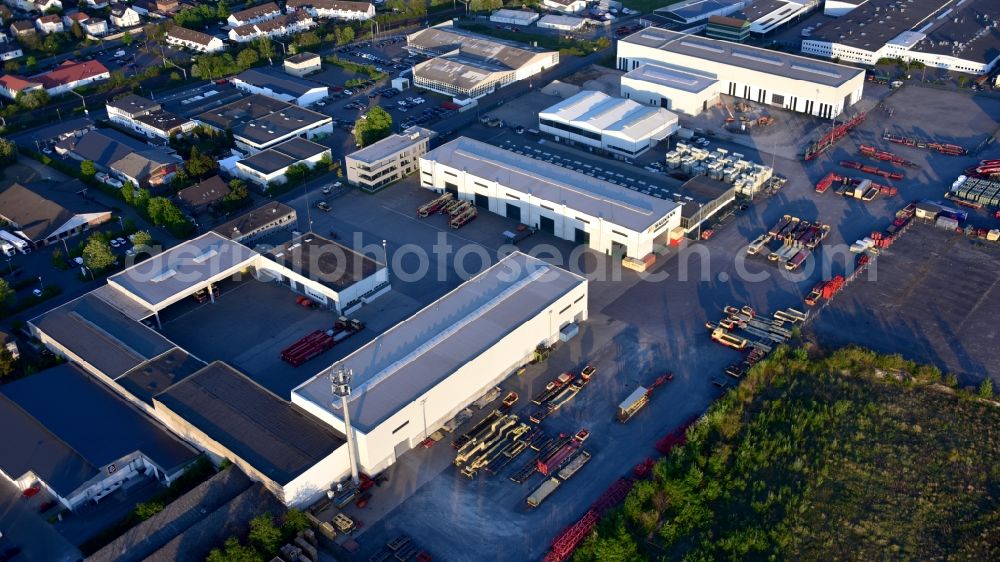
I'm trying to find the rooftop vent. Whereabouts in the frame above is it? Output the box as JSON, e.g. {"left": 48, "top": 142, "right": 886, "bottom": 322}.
{"left": 151, "top": 268, "right": 178, "bottom": 283}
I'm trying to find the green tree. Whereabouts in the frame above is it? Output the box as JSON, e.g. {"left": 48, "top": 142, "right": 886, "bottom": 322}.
{"left": 205, "top": 537, "right": 263, "bottom": 562}
{"left": 121, "top": 181, "right": 137, "bottom": 205}
{"left": 0, "top": 278, "right": 13, "bottom": 309}
{"left": 254, "top": 36, "right": 276, "bottom": 62}
{"left": 82, "top": 234, "right": 116, "bottom": 270}
{"left": 0, "top": 137, "right": 16, "bottom": 167}
{"left": 0, "top": 347, "right": 15, "bottom": 379}
{"left": 25, "top": 55, "right": 36, "bottom": 70}
{"left": 225, "top": 179, "right": 248, "bottom": 201}
{"left": 131, "top": 230, "right": 153, "bottom": 248}
{"left": 80, "top": 160, "right": 96, "bottom": 178}
{"left": 978, "top": 378, "right": 994, "bottom": 399}
{"left": 282, "top": 508, "right": 310, "bottom": 537}
{"left": 341, "top": 26, "right": 355, "bottom": 45}
{"left": 18, "top": 89, "right": 49, "bottom": 110}
{"left": 135, "top": 188, "right": 151, "bottom": 211}
{"left": 248, "top": 514, "right": 282, "bottom": 554}
{"left": 51, "top": 248, "right": 65, "bottom": 269}
{"left": 957, "top": 75, "right": 969, "bottom": 88}
{"left": 354, "top": 106, "right": 393, "bottom": 147}
{"left": 185, "top": 146, "right": 216, "bottom": 178}
{"left": 170, "top": 71, "right": 182, "bottom": 81}
{"left": 236, "top": 48, "right": 259, "bottom": 70}
{"left": 216, "top": 0, "right": 229, "bottom": 19}
{"left": 135, "top": 501, "right": 164, "bottom": 520}
{"left": 3, "top": 60, "right": 20, "bottom": 73}
{"left": 70, "top": 21, "right": 83, "bottom": 40}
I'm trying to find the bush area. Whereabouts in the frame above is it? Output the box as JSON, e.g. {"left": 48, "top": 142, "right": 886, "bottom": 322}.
{"left": 323, "top": 55, "right": 387, "bottom": 81}
{"left": 459, "top": 24, "right": 610, "bottom": 56}
{"left": 206, "top": 510, "right": 311, "bottom": 562}
{"left": 79, "top": 458, "right": 218, "bottom": 555}
{"left": 575, "top": 346, "right": 1000, "bottom": 561}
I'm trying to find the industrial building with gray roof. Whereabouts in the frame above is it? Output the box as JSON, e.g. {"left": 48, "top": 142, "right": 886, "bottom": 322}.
{"left": 0, "top": 363, "right": 199, "bottom": 509}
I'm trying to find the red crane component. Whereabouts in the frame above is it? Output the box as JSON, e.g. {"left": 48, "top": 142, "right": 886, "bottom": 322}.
{"left": 280, "top": 330, "right": 335, "bottom": 366}
{"left": 543, "top": 479, "right": 635, "bottom": 562}
{"left": 815, "top": 172, "right": 842, "bottom": 193}
{"left": 805, "top": 275, "right": 845, "bottom": 306}
{"left": 804, "top": 112, "right": 867, "bottom": 161}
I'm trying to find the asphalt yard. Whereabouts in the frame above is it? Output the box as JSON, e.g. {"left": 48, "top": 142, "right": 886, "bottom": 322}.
{"left": 271, "top": 82, "right": 1000, "bottom": 561}
{"left": 811, "top": 222, "right": 1000, "bottom": 386}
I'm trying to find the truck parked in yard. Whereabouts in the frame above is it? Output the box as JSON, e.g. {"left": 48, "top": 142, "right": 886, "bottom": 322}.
{"left": 557, "top": 450, "right": 591, "bottom": 480}
{"left": 0, "top": 231, "right": 29, "bottom": 254}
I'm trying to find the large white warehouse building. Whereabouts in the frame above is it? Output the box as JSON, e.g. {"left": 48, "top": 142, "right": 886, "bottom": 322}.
{"left": 293, "top": 252, "right": 588, "bottom": 475}
{"left": 419, "top": 137, "right": 682, "bottom": 258}
{"left": 538, "top": 90, "right": 679, "bottom": 159}
{"left": 802, "top": 0, "right": 999, "bottom": 75}
{"left": 618, "top": 27, "right": 866, "bottom": 119}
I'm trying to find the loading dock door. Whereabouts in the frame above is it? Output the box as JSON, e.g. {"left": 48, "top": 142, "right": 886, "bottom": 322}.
{"left": 539, "top": 216, "right": 555, "bottom": 235}
{"left": 611, "top": 241, "right": 627, "bottom": 259}
{"left": 505, "top": 203, "right": 521, "bottom": 222}
{"left": 444, "top": 182, "right": 458, "bottom": 197}
{"left": 574, "top": 228, "right": 589, "bottom": 245}
{"left": 474, "top": 193, "right": 489, "bottom": 207}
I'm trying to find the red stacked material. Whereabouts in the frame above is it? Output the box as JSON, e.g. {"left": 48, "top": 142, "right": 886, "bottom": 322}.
{"left": 543, "top": 479, "right": 635, "bottom": 562}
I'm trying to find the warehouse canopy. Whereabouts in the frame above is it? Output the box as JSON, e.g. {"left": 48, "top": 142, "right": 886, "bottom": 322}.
{"left": 108, "top": 232, "right": 259, "bottom": 310}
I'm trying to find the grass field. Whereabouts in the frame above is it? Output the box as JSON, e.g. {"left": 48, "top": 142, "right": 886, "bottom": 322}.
{"left": 573, "top": 347, "right": 1000, "bottom": 561}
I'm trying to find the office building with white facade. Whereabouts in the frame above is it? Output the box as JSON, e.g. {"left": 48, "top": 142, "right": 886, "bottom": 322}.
{"left": 618, "top": 27, "right": 866, "bottom": 118}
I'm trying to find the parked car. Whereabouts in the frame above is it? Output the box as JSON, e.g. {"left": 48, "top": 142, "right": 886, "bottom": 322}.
{"left": 317, "top": 201, "right": 331, "bottom": 212}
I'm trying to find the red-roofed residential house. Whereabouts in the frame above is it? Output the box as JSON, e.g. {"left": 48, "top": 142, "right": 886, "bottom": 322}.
{"left": 0, "top": 60, "right": 110, "bottom": 99}
{"left": 0, "top": 75, "right": 42, "bottom": 99}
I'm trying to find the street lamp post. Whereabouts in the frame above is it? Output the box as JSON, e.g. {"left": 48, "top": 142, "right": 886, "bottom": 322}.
{"left": 37, "top": 276, "right": 44, "bottom": 292}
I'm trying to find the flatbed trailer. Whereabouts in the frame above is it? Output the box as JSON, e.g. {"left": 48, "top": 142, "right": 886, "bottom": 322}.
{"left": 526, "top": 477, "right": 561, "bottom": 508}
{"left": 452, "top": 410, "right": 502, "bottom": 450}
{"left": 557, "top": 450, "right": 591, "bottom": 480}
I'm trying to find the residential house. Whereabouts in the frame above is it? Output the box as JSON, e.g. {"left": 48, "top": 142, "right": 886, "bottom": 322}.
{"left": 177, "top": 175, "right": 230, "bottom": 213}
{"left": 64, "top": 13, "right": 108, "bottom": 37}
{"left": 32, "top": 59, "right": 110, "bottom": 97}
{"left": 0, "top": 182, "right": 112, "bottom": 247}
{"left": 131, "top": 0, "right": 178, "bottom": 15}
{"left": 111, "top": 150, "right": 182, "bottom": 190}
{"left": 166, "top": 26, "right": 226, "bottom": 53}
{"left": 286, "top": 0, "right": 374, "bottom": 21}
{"left": 8, "top": 21, "right": 32, "bottom": 36}
{"left": 109, "top": 6, "right": 141, "bottom": 28}
{"left": 106, "top": 94, "right": 197, "bottom": 139}
{"left": 35, "top": 14, "right": 63, "bottom": 34}
{"left": 231, "top": 67, "right": 328, "bottom": 107}
{"left": 6, "top": 0, "right": 62, "bottom": 12}
{"left": 84, "top": 0, "right": 109, "bottom": 8}
{"left": 235, "top": 137, "right": 330, "bottom": 187}
{"left": 0, "top": 74, "right": 42, "bottom": 98}
{"left": 0, "top": 44, "right": 22, "bottom": 61}
{"left": 226, "top": 1, "right": 280, "bottom": 27}
{"left": 55, "top": 129, "right": 181, "bottom": 190}
{"left": 228, "top": 11, "right": 315, "bottom": 43}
